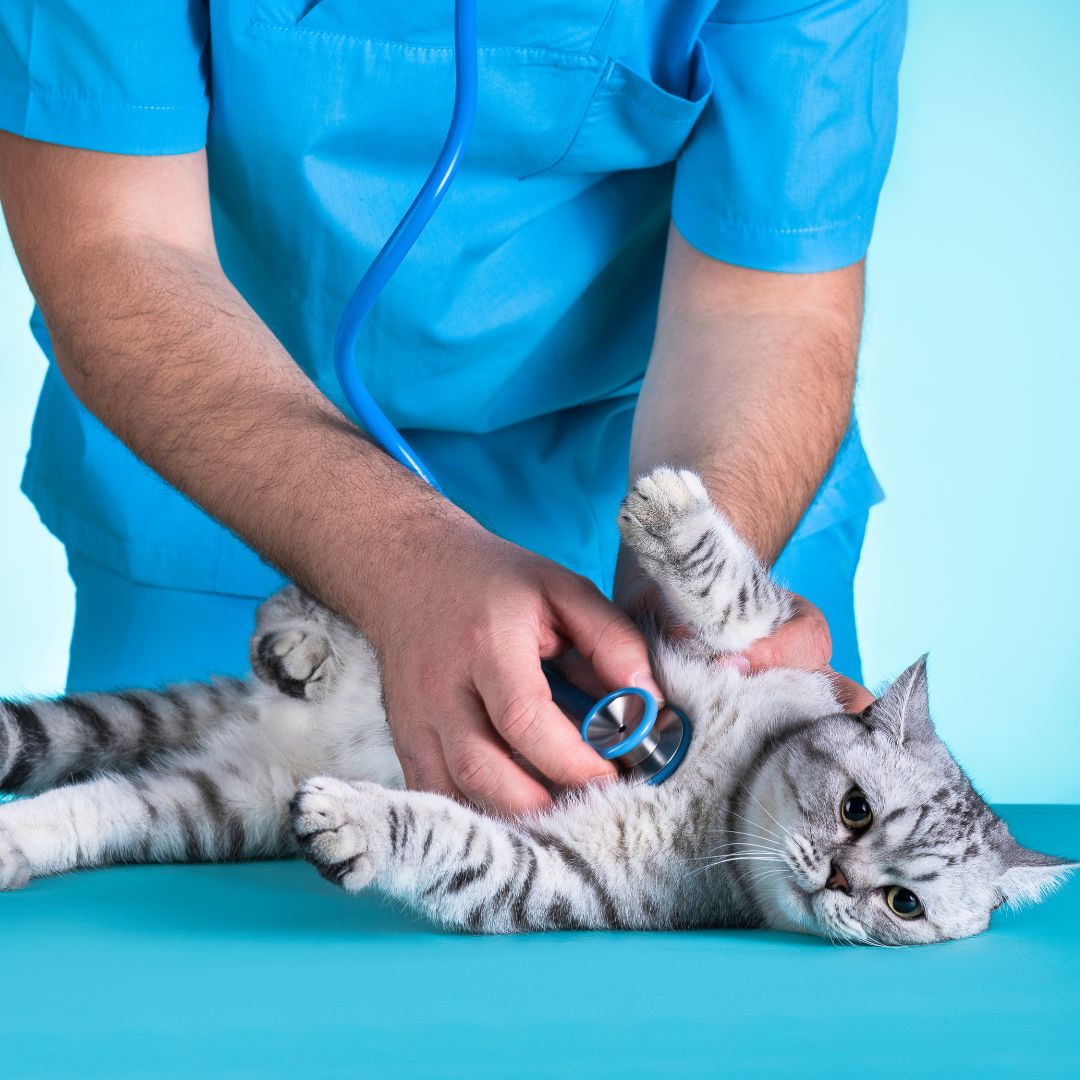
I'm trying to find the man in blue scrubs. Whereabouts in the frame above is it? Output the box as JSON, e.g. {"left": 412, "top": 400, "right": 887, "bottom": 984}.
{"left": 0, "top": 2, "right": 905, "bottom": 812}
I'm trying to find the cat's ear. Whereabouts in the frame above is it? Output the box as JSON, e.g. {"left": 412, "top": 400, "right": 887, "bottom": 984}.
{"left": 862, "top": 655, "right": 935, "bottom": 745}
{"left": 997, "top": 840, "right": 1078, "bottom": 909}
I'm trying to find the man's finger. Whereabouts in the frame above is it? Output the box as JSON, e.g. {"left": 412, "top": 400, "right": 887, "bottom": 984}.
{"left": 473, "top": 630, "right": 618, "bottom": 790}
{"left": 546, "top": 648, "right": 608, "bottom": 700}
{"left": 441, "top": 690, "right": 555, "bottom": 814}
{"left": 547, "top": 574, "right": 664, "bottom": 701}
{"left": 742, "top": 595, "right": 832, "bottom": 673}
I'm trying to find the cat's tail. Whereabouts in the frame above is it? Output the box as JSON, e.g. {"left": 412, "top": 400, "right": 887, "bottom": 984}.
{"left": 618, "top": 467, "right": 795, "bottom": 656}
{"left": 0, "top": 678, "right": 255, "bottom": 796}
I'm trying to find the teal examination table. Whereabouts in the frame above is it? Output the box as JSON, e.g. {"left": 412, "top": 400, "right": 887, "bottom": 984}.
{"left": 3, "top": 804, "right": 1077, "bottom": 1079}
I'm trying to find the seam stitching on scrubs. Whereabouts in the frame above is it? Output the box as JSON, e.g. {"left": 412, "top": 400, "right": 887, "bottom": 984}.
{"left": 0, "top": 73, "right": 203, "bottom": 113}
{"left": 247, "top": 20, "right": 601, "bottom": 67}
{"left": 680, "top": 199, "right": 870, "bottom": 236}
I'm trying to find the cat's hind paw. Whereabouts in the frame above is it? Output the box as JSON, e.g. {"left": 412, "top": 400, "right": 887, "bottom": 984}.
{"left": 291, "top": 777, "right": 387, "bottom": 893}
{"left": 0, "top": 827, "right": 31, "bottom": 891}
{"left": 252, "top": 627, "right": 335, "bottom": 701}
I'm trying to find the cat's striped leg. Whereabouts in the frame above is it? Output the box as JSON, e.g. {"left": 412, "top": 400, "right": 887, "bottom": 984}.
{"left": 0, "top": 750, "right": 297, "bottom": 889}
{"left": 0, "top": 679, "right": 256, "bottom": 795}
{"left": 292, "top": 778, "right": 648, "bottom": 932}
{"left": 618, "top": 468, "right": 793, "bottom": 654}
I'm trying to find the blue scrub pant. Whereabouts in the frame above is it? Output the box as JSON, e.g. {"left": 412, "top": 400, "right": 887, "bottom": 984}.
{"left": 65, "top": 514, "right": 868, "bottom": 694}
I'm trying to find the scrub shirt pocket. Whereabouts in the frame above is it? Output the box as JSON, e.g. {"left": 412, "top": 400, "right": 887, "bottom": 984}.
{"left": 526, "top": 40, "right": 712, "bottom": 178}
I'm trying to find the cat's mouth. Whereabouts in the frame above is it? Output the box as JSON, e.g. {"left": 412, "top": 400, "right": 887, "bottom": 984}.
{"left": 775, "top": 865, "right": 853, "bottom": 923}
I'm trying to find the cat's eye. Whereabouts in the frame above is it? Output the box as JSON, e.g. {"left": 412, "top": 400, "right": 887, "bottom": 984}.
{"left": 886, "top": 885, "right": 924, "bottom": 919}
{"left": 840, "top": 789, "right": 873, "bottom": 830}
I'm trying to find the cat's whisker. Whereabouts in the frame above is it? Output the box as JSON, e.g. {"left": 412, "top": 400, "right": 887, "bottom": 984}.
{"left": 708, "top": 828, "right": 783, "bottom": 852}
{"left": 713, "top": 815, "right": 780, "bottom": 835}
{"left": 715, "top": 813, "right": 786, "bottom": 846}
{"left": 710, "top": 854, "right": 785, "bottom": 866}
{"left": 681, "top": 860, "right": 732, "bottom": 882}
{"left": 701, "top": 842, "right": 780, "bottom": 858}
{"left": 681, "top": 850, "right": 786, "bottom": 883}
{"left": 738, "top": 784, "right": 797, "bottom": 844}
{"left": 830, "top": 912, "right": 862, "bottom": 944}
{"left": 862, "top": 931, "right": 901, "bottom": 949}
{"left": 745, "top": 867, "right": 789, "bottom": 887}
{"left": 828, "top": 915, "right": 861, "bottom": 948}
{"left": 830, "top": 924, "right": 859, "bottom": 948}
{"left": 725, "top": 811, "right": 788, "bottom": 846}
{"left": 709, "top": 825, "right": 781, "bottom": 842}
{"left": 822, "top": 920, "right": 847, "bottom": 948}
{"left": 686, "top": 847, "right": 777, "bottom": 862}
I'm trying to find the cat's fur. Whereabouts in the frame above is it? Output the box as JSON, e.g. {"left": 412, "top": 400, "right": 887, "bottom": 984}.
{"left": 0, "top": 468, "right": 1073, "bottom": 943}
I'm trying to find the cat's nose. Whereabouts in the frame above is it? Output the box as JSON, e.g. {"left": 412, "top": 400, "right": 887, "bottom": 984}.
{"left": 826, "top": 861, "right": 851, "bottom": 894}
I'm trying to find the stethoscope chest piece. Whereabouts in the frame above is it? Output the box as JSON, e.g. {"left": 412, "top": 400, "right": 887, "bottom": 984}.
{"left": 581, "top": 688, "right": 691, "bottom": 785}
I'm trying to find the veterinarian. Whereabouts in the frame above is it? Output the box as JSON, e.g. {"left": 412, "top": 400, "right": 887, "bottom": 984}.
{"left": 0, "top": 2, "right": 905, "bottom": 813}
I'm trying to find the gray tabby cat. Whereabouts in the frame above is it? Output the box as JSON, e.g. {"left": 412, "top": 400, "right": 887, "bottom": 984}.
{"left": 0, "top": 468, "right": 1073, "bottom": 943}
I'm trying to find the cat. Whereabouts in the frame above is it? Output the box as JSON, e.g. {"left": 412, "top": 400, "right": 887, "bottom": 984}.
{"left": 0, "top": 468, "right": 1073, "bottom": 943}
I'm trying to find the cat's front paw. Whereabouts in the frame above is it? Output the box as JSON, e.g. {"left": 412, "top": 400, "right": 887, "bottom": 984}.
{"left": 252, "top": 627, "right": 335, "bottom": 701}
{"left": 618, "top": 468, "right": 713, "bottom": 563}
{"left": 290, "top": 777, "right": 388, "bottom": 892}
{"left": 0, "top": 826, "right": 31, "bottom": 891}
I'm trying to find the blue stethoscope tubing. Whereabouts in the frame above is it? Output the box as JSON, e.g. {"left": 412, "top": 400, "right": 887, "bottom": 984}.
{"left": 331, "top": 0, "right": 478, "bottom": 494}
{"left": 331, "top": 0, "right": 688, "bottom": 784}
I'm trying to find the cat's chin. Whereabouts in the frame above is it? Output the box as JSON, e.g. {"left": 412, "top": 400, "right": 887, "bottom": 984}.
{"left": 753, "top": 878, "right": 858, "bottom": 944}
{"left": 753, "top": 875, "right": 822, "bottom": 937}
{"left": 758, "top": 881, "right": 880, "bottom": 944}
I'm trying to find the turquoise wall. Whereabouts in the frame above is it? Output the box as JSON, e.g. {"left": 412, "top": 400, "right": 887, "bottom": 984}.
{"left": 853, "top": 2, "right": 1079, "bottom": 803}
{"left": 0, "top": 2, "right": 1076, "bottom": 800}
{"left": 0, "top": 235, "right": 73, "bottom": 695}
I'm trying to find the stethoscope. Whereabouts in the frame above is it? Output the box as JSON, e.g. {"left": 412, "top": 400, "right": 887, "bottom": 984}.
{"left": 331, "top": 0, "right": 690, "bottom": 785}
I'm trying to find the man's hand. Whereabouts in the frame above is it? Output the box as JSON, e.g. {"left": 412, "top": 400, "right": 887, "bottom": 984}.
{"left": 0, "top": 133, "right": 660, "bottom": 815}
{"left": 616, "top": 567, "right": 872, "bottom": 712}
{"left": 369, "top": 517, "right": 660, "bottom": 814}
{"left": 734, "top": 595, "right": 873, "bottom": 712}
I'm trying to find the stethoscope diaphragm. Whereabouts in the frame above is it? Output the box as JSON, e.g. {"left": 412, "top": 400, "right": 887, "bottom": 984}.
{"left": 580, "top": 687, "right": 691, "bottom": 785}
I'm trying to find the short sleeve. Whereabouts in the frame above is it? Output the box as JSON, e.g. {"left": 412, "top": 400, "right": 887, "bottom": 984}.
{"left": 673, "top": 0, "right": 907, "bottom": 272}
{"left": 0, "top": 2, "right": 210, "bottom": 155}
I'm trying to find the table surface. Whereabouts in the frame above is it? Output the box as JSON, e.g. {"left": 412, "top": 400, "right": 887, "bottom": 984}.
{"left": 4, "top": 804, "right": 1078, "bottom": 1079}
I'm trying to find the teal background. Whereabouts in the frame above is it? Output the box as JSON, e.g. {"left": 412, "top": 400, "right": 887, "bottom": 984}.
{"left": 1, "top": 1, "right": 1078, "bottom": 801}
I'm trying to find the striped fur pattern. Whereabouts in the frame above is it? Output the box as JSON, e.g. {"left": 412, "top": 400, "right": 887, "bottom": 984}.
{"left": 1, "top": 469, "right": 1074, "bottom": 942}
{"left": 618, "top": 468, "right": 795, "bottom": 654}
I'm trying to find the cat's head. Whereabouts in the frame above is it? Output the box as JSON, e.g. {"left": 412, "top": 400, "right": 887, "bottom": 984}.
{"left": 739, "top": 657, "right": 1076, "bottom": 944}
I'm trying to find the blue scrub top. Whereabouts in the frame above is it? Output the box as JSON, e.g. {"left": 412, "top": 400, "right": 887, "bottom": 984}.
{"left": 0, "top": 1, "right": 904, "bottom": 598}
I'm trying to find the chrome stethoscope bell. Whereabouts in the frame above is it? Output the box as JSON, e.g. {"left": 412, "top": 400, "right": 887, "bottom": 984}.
{"left": 544, "top": 667, "right": 691, "bottom": 786}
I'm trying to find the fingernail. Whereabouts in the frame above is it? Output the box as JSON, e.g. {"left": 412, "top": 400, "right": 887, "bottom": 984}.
{"left": 630, "top": 672, "right": 665, "bottom": 702}
{"left": 714, "top": 654, "right": 751, "bottom": 675}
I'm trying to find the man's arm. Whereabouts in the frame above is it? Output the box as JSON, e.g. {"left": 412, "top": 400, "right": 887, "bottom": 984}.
{"left": 619, "top": 225, "right": 872, "bottom": 707}
{"left": 0, "top": 133, "right": 661, "bottom": 810}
